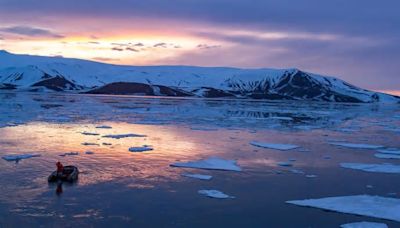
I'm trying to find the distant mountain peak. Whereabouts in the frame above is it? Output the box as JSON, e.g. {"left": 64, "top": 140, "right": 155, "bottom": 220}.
{"left": 0, "top": 50, "right": 11, "bottom": 55}
{"left": 0, "top": 51, "right": 398, "bottom": 103}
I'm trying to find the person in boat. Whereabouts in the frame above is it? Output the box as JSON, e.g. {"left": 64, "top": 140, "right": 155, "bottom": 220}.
{"left": 56, "top": 161, "right": 64, "bottom": 178}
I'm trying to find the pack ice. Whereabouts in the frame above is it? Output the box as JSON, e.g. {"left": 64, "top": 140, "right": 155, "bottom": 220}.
{"left": 250, "top": 141, "right": 299, "bottom": 151}
{"left": 171, "top": 157, "right": 242, "bottom": 171}
{"left": 287, "top": 195, "right": 400, "bottom": 222}
{"left": 340, "top": 222, "right": 388, "bottom": 228}
{"left": 340, "top": 163, "right": 400, "bottom": 174}
{"left": 198, "top": 190, "right": 234, "bottom": 199}
{"left": 182, "top": 173, "right": 213, "bottom": 180}
{"left": 128, "top": 145, "right": 153, "bottom": 152}
{"left": 329, "top": 143, "right": 384, "bottom": 149}
{"left": 2, "top": 154, "right": 41, "bottom": 161}
{"left": 102, "top": 133, "right": 146, "bottom": 139}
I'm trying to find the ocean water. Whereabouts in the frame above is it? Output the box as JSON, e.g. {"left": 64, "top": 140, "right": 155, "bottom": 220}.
{"left": 0, "top": 92, "right": 399, "bottom": 227}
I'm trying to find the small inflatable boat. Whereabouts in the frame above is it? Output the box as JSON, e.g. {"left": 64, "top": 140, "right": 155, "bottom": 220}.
{"left": 48, "top": 165, "right": 79, "bottom": 182}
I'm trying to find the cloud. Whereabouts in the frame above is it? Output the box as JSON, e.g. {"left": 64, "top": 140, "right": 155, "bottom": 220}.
{"left": 197, "top": 44, "right": 221, "bottom": 49}
{"left": 111, "top": 47, "right": 124, "bottom": 51}
{"left": 0, "top": 26, "right": 64, "bottom": 38}
{"left": 153, "top": 42, "right": 167, "bottom": 48}
{"left": 133, "top": 42, "right": 144, "bottom": 47}
{"left": 126, "top": 47, "right": 139, "bottom": 52}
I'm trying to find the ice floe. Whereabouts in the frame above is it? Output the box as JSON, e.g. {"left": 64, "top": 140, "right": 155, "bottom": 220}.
{"left": 286, "top": 195, "right": 400, "bottom": 222}
{"left": 2, "top": 154, "right": 41, "bottom": 161}
{"left": 376, "top": 149, "right": 400, "bottom": 155}
{"left": 182, "top": 173, "right": 213, "bottom": 180}
{"left": 190, "top": 127, "right": 218, "bottom": 131}
{"left": 289, "top": 169, "right": 304, "bottom": 174}
{"left": 250, "top": 141, "right": 299, "bottom": 151}
{"left": 340, "top": 222, "right": 388, "bottom": 228}
{"left": 374, "top": 153, "right": 400, "bottom": 159}
{"left": 81, "top": 132, "right": 100, "bottom": 136}
{"left": 128, "top": 145, "right": 153, "bottom": 152}
{"left": 171, "top": 157, "right": 241, "bottom": 171}
{"left": 95, "top": 125, "right": 112, "bottom": 129}
{"left": 305, "top": 174, "right": 317, "bottom": 178}
{"left": 340, "top": 163, "right": 400, "bottom": 174}
{"left": 329, "top": 142, "right": 384, "bottom": 149}
{"left": 102, "top": 133, "right": 146, "bottom": 139}
{"left": 81, "top": 142, "right": 99, "bottom": 146}
{"left": 277, "top": 162, "right": 293, "bottom": 167}
{"left": 198, "top": 190, "right": 234, "bottom": 199}
{"left": 59, "top": 152, "right": 79, "bottom": 157}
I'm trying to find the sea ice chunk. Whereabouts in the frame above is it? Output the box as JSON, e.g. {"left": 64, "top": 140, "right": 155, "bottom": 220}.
{"left": 128, "top": 145, "right": 153, "bottom": 152}
{"left": 59, "top": 152, "right": 79, "bottom": 157}
{"left": 198, "top": 190, "right": 234, "bottom": 199}
{"left": 102, "top": 133, "right": 146, "bottom": 139}
{"left": 376, "top": 149, "right": 400, "bottom": 155}
{"left": 277, "top": 162, "right": 293, "bottom": 167}
{"left": 340, "top": 222, "right": 388, "bottom": 228}
{"left": 171, "top": 157, "right": 241, "bottom": 171}
{"left": 250, "top": 141, "right": 299, "bottom": 150}
{"left": 182, "top": 173, "right": 212, "bottom": 180}
{"left": 95, "top": 125, "right": 112, "bottom": 129}
{"left": 81, "top": 132, "right": 100, "bottom": 136}
{"left": 287, "top": 195, "right": 400, "bottom": 222}
{"left": 374, "top": 153, "right": 400, "bottom": 159}
{"left": 340, "top": 163, "right": 400, "bottom": 174}
{"left": 81, "top": 142, "right": 99, "bottom": 146}
{"left": 329, "top": 142, "right": 384, "bottom": 149}
{"left": 2, "top": 154, "right": 41, "bottom": 161}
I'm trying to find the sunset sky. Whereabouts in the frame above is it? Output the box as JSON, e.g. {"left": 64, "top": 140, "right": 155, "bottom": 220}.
{"left": 0, "top": 0, "right": 399, "bottom": 92}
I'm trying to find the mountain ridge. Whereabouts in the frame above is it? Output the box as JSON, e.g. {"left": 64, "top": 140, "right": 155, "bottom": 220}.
{"left": 0, "top": 50, "right": 398, "bottom": 103}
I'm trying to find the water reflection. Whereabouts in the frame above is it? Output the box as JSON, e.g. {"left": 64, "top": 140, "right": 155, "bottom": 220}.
{"left": 0, "top": 92, "right": 399, "bottom": 226}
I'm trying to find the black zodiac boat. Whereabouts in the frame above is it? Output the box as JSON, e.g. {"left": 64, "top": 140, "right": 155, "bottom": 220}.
{"left": 48, "top": 165, "right": 79, "bottom": 182}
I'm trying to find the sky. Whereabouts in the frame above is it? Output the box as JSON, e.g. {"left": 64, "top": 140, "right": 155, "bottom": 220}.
{"left": 0, "top": 0, "right": 399, "bottom": 93}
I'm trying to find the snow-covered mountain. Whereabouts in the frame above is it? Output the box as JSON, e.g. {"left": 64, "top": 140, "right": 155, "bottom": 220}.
{"left": 0, "top": 50, "right": 398, "bottom": 103}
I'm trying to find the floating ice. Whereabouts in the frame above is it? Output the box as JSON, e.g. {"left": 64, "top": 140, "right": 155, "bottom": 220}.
{"left": 277, "top": 162, "right": 293, "bottom": 167}
{"left": 374, "top": 153, "right": 400, "bottom": 159}
{"left": 323, "top": 155, "right": 331, "bottom": 159}
{"left": 340, "top": 222, "right": 388, "bottom": 228}
{"left": 306, "top": 174, "right": 317, "bottom": 178}
{"left": 182, "top": 173, "right": 212, "bottom": 180}
{"left": 287, "top": 195, "right": 400, "bottom": 222}
{"left": 95, "top": 125, "right": 112, "bottom": 129}
{"left": 340, "top": 163, "right": 400, "bottom": 174}
{"left": 376, "top": 149, "right": 400, "bottom": 155}
{"left": 128, "top": 145, "right": 153, "bottom": 152}
{"left": 250, "top": 141, "right": 299, "bottom": 151}
{"left": 190, "top": 127, "right": 218, "bottom": 131}
{"left": 329, "top": 142, "right": 384, "bottom": 149}
{"left": 267, "top": 116, "right": 293, "bottom": 121}
{"left": 2, "top": 154, "right": 41, "bottom": 161}
{"left": 102, "top": 133, "right": 146, "bottom": 139}
{"left": 198, "top": 190, "right": 234, "bottom": 199}
{"left": 289, "top": 169, "right": 304, "bottom": 174}
{"left": 59, "top": 152, "right": 79, "bottom": 157}
{"left": 81, "top": 132, "right": 100, "bottom": 136}
{"left": 171, "top": 157, "right": 241, "bottom": 171}
{"left": 81, "top": 142, "right": 99, "bottom": 146}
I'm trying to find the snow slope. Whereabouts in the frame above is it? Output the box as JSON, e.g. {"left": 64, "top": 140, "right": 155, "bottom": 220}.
{"left": 0, "top": 50, "right": 398, "bottom": 103}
